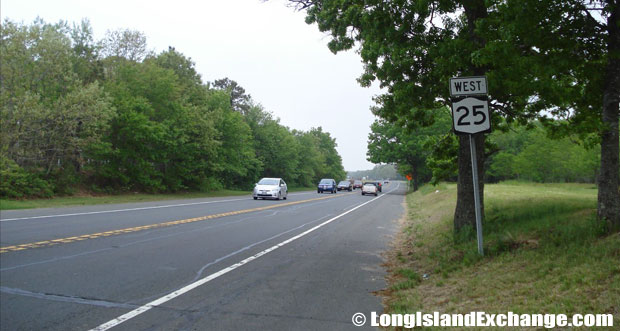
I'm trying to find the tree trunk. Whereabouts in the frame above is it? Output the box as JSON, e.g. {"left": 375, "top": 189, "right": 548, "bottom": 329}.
{"left": 598, "top": 0, "right": 620, "bottom": 230}
{"left": 454, "top": 133, "right": 485, "bottom": 231}
{"left": 412, "top": 165, "right": 420, "bottom": 192}
{"left": 454, "top": 0, "right": 488, "bottom": 232}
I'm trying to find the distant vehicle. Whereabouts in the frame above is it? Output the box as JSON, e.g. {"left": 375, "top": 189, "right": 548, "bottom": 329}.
{"left": 253, "top": 178, "right": 288, "bottom": 200}
{"left": 361, "top": 183, "right": 378, "bottom": 196}
{"left": 353, "top": 180, "right": 363, "bottom": 190}
{"left": 317, "top": 178, "right": 337, "bottom": 194}
{"left": 337, "top": 180, "right": 353, "bottom": 191}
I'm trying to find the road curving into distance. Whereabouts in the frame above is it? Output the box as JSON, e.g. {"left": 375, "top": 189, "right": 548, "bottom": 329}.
{"left": 1, "top": 182, "right": 406, "bottom": 330}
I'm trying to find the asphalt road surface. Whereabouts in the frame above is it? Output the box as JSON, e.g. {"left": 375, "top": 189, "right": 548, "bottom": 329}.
{"left": 0, "top": 182, "right": 407, "bottom": 330}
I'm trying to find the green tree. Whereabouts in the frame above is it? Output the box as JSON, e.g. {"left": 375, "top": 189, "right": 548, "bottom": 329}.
{"left": 289, "top": 0, "right": 619, "bottom": 231}
{"left": 309, "top": 127, "right": 346, "bottom": 181}
{"left": 207, "top": 90, "right": 262, "bottom": 189}
{"left": 100, "top": 28, "right": 150, "bottom": 62}
{"left": 0, "top": 18, "right": 349, "bottom": 197}
{"left": 507, "top": 128, "right": 599, "bottom": 183}
{"left": 1, "top": 19, "right": 114, "bottom": 194}
{"left": 483, "top": 0, "right": 619, "bottom": 227}
{"left": 69, "top": 18, "right": 103, "bottom": 84}
{"left": 100, "top": 59, "right": 221, "bottom": 192}
{"left": 244, "top": 105, "right": 300, "bottom": 182}
{"left": 244, "top": 106, "right": 345, "bottom": 186}
{"left": 152, "top": 47, "right": 207, "bottom": 105}
{"left": 212, "top": 77, "right": 252, "bottom": 115}
{"left": 289, "top": 0, "right": 507, "bottom": 231}
{"left": 293, "top": 130, "right": 324, "bottom": 187}
{"left": 484, "top": 123, "right": 600, "bottom": 183}
{"left": 367, "top": 108, "right": 451, "bottom": 191}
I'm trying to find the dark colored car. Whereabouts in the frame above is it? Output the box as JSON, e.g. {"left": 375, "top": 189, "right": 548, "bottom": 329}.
{"left": 317, "top": 178, "right": 337, "bottom": 194}
{"left": 337, "top": 180, "right": 353, "bottom": 191}
{"left": 352, "top": 180, "right": 363, "bottom": 190}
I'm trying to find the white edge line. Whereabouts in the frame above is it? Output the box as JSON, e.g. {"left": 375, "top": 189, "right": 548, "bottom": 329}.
{"left": 1, "top": 192, "right": 317, "bottom": 222}
{"left": 90, "top": 184, "right": 399, "bottom": 331}
{"left": 0, "top": 198, "right": 247, "bottom": 222}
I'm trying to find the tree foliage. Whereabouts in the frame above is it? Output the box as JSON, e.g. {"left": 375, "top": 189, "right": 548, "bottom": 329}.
{"left": 367, "top": 108, "right": 452, "bottom": 190}
{"left": 486, "top": 124, "right": 600, "bottom": 183}
{"left": 0, "top": 18, "right": 346, "bottom": 197}
{"left": 290, "top": 0, "right": 619, "bottom": 230}
{"left": 212, "top": 77, "right": 252, "bottom": 115}
{"left": 100, "top": 28, "right": 150, "bottom": 62}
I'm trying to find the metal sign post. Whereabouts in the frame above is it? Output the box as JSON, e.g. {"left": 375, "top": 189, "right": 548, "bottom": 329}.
{"left": 469, "top": 135, "right": 484, "bottom": 256}
{"left": 450, "top": 76, "right": 489, "bottom": 256}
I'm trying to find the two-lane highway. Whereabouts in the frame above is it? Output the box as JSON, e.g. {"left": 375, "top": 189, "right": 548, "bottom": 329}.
{"left": 1, "top": 182, "right": 406, "bottom": 330}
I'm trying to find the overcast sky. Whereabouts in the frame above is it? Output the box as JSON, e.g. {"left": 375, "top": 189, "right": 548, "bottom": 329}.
{"left": 2, "top": 0, "right": 383, "bottom": 171}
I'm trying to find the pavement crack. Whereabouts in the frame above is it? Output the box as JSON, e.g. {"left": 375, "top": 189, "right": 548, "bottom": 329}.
{"left": 0, "top": 286, "right": 137, "bottom": 309}
{"left": 209, "top": 309, "right": 350, "bottom": 325}
{"left": 0, "top": 286, "right": 204, "bottom": 314}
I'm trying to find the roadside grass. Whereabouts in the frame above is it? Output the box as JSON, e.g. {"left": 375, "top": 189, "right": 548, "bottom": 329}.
{"left": 0, "top": 187, "right": 316, "bottom": 210}
{"left": 384, "top": 182, "right": 619, "bottom": 328}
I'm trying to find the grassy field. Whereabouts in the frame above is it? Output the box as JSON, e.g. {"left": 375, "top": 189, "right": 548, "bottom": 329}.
{"left": 384, "top": 182, "right": 619, "bottom": 328}
{"left": 0, "top": 186, "right": 316, "bottom": 210}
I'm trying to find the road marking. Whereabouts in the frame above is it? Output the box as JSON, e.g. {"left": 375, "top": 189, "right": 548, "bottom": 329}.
{"left": 1, "top": 192, "right": 318, "bottom": 222}
{"left": 0, "top": 197, "right": 258, "bottom": 222}
{"left": 0, "top": 193, "right": 354, "bottom": 254}
{"left": 0, "top": 198, "right": 249, "bottom": 222}
{"left": 90, "top": 184, "right": 398, "bottom": 331}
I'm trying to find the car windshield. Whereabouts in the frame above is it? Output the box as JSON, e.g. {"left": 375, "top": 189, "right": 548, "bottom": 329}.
{"left": 319, "top": 179, "right": 332, "bottom": 184}
{"left": 338, "top": 181, "right": 349, "bottom": 185}
{"left": 354, "top": 180, "right": 362, "bottom": 184}
{"left": 257, "top": 178, "right": 279, "bottom": 185}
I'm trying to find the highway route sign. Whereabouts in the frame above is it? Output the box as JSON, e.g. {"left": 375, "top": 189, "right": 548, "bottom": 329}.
{"left": 451, "top": 96, "right": 491, "bottom": 135}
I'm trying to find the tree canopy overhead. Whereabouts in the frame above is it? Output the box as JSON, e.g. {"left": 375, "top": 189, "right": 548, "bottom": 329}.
{"left": 289, "top": 0, "right": 619, "bottom": 230}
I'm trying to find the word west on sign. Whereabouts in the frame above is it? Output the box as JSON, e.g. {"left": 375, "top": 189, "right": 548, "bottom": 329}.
{"left": 450, "top": 76, "right": 487, "bottom": 97}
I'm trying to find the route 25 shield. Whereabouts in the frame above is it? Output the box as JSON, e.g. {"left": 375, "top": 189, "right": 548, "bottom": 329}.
{"left": 451, "top": 96, "right": 491, "bottom": 135}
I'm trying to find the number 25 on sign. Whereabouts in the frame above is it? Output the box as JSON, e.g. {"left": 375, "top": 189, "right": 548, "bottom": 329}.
{"left": 451, "top": 96, "right": 491, "bottom": 135}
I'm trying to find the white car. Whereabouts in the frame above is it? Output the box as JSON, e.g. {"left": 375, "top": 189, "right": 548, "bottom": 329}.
{"left": 253, "top": 178, "right": 288, "bottom": 200}
{"left": 361, "top": 183, "right": 378, "bottom": 196}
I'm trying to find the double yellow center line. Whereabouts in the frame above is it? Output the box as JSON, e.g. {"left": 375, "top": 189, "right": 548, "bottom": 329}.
{"left": 1, "top": 193, "right": 353, "bottom": 254}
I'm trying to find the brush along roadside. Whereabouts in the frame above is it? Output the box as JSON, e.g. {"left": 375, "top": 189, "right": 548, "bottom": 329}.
{"left": 380, "top": 182, "right": 619, "bottom": 328}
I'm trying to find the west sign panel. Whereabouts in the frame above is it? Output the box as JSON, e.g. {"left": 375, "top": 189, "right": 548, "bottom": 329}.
{"left": 450, "top": 76, "right": 487, "bottom": 97}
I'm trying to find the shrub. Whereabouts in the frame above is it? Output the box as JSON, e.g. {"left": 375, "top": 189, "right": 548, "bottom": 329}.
{"left": 0, "top": 157, "right": 54, "bottom": 198}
